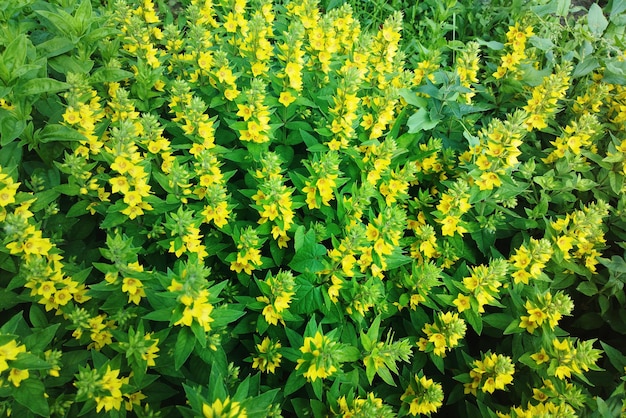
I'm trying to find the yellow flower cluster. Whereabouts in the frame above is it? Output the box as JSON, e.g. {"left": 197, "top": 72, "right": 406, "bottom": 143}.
{"left": 252, "top": 337, "right": 282, "bottom": 374}
{"left": 543, "top": 113, "right": 600, "bottom": 163}
{"left": 550, "top": 201, "right": 609, "bottom": 273}
{"left": 296, "top": 331, "right": 339, "bottom": 382}
{"left": 252, "top": 153, "right": 295, "bottom": 248}
{"left": 256, "top": 270, "right": 296, "bottom": 326}
{"left": 94, "top": 366, "right": 130, "bottom": 413}
{"left": 435, "top": 185, "right": 471, "bottom": 237}
{"left": 202, "top": 396, "right": 247, "bottom": 418}
{"left": 328, "top": 65, "right": 363, "bottom": 150}
{"left": 456, "top": 41, "right": 481, "bottom": 103}
{"left": 464, "top": 110, "right": 526, "bottom": 191}
{"left": 230, "top": 226, "right": 263, "bottom": 275}
{"left": 493, "top": 23, "right": 533, "bottom": 79}
{"left": 524, "top": 63, "right": 572, "bottom": 131}
{"left": 465, "top": 352, "right": 515, "bottom": 395}
{"left": 509, "top": 238, "right": 553, "bottom": 285}
{"left": 303, "top": 151, "right": 342, "bottom": 209}
{"left": 0, "top": 339, "right": 27, "bottom": 387}
{"left": 498, "top": 401, "right": 576, "bottom": 418}
{"left": 417, "top": 312, "right": 467, "bottom": 357}
{"left": 519, "top": 291, "right": 574, "bottom": 333}
{"left": 238, "top": 2, "right": 274, "bottom": 77}
{"left": 456, "top": 259, "right": 508, "bottom": 313}
{"left": 170, "top": 286, "right": 215, "bottom": 333}
{"left": 363, "top": 206, "right": 406, "bottom": 278}
{"left": 62, "top": 73, "right": 106, "bottom": 157}
{"left": 401, "top": 374, "right": 444, "bottom": 416}
{"left": 334, "top": 392, "right": 394, "bottom": 418}
{"left": 532, "top": 338, "right": 602, "bottom": 381}
{"left": 237, "top": 79, "right": 272, "bottom": 143}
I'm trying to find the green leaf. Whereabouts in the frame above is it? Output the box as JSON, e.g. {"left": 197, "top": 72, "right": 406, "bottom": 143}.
{"left": 66, "top": 200, "right": 91, "bottom": 218}
{"left": 73, "top": 0, "right": 93, "bottom": 35}
{"left": 0, "top": 140, "right": 22, "bottom": 169}
{"left": 464, "top": 308, "right": 483, "bottom": 335}
{"left": 483, "top": 313, "right": 513, "bottom": 330}
{"left": 576, "top": 281, "right": 598, "bottom": 296}
{"left": 556, "top": 0, "right": 571, "bottom": 16}
{"left": 611, "top": 0, "right": 626, "bottom": 18}
{"left": 407, "top": 108, "right": 440, "bottom": 132}
{"left": 13, "top": 378, "right": 49, "bottom": 416}
{"left": 38, "top": 123, "right": 86, "bottom": 143}
{"left": 16, "top": 78, "right": 69, "bottom": 97}
{"left": 376, "top": 364, "right": 396, "bottom": 386}
{"left": 588, "top": 3, "right": 609, "bottom": 36}
{"left": 89, "top": 68, "right": 134, "bottom": 84}
{"left": 174, "top": 328, "right": 195, "bottom": 370}
{"left": 210, "top": 306, "right": 245, "bottom": 328}
{"left": 334, "top": 345, "right": 360, "bottom": 363}
{"left": 284, "top": 371, "right": 306, "bottom": 396}
{"left": 28, "top": 304, "right": 48, "bottom": 328}
{"left": 1, "top": 34, "right": 27, "bottom": 81}
{"left": 600, "top": 342, "right": 626, "bottom": 372}
{"left": 12, "top": 352, "right": 51, "bottom": 370}
{"left": 573, "top": 57, "right": 599, "bottom": 78}
{"left": 35, "top": 9, "right": 77, "bottom": 39}
{"left": 36, "top": 36, "right": 75, "bottom": 58}
{"left": 0, "top": 112, "right": 26, "bottom": 146}
{"left": 603, "top": 60, "right": 626, "bottom": 85}
{"left": 0, "top": 289, "right": 20, "bottom": 311}
{"left": 288, "top": 227, "right": 326, "bottom": 274}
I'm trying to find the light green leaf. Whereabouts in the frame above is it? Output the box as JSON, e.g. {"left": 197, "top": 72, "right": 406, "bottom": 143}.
{"left": 17, "top": 78, "right": 69, "bottom": 97}
{"left": 588, "top": 3, "right": 609, "bottom": 36}
{"left": 407, "top": 108, "right": 440, "bottom": 133}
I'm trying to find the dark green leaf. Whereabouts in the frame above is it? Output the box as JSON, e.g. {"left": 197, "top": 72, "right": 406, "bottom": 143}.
{"left": 174, "top": 328, "right": 195, "bottom": 370}
{"left": 13, "top": 378, "right": 49, "bottom": 416}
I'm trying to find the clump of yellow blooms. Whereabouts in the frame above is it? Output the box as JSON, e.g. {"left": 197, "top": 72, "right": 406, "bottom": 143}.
{"left": 549, "top": 200, "right": 609, "bottom": 273}
{"left": 456, "top": 41, "right": 481, "bottom": 103}
{"left": 456, "top": 259, "right": 509, "bottom": 313}
{"left": 230, "top": 226, "right": 264, "bottom": 275}
{"left": 401, "top": 374, "right": 444, "bottom": 416}
{"left": 202, "top": 397, "right": 247, "bottom": 418}
{"left": 296, "top": 331, "right": 341, "bottom": 382}
{"left": 417, "top": 311, "right": 467, "bottom": 357}
{"left": 303, "top": 151, "right": 343, "bottom": 209}
{"left": 519, "top": 291, "right": 574, "bottom": 333}
{"left": 252, "top": 337, "right": 282, "bottom": 374}
{"left": 333, "top": 392, "right": 395, "bottom": 418}
{"left": 256, "top": 270, "right": 296, "bottom": 326}
{"left": 509, "top": 238, "right": 553, "bottom": 285}
{"left": 465, "top": 352, "right": 515, "bottom": 395}
{"left": 493, "top": 23, "right": 534, "bottom": 79}
{"left": 523, "top": 63, "right": 572, "bottom": 131}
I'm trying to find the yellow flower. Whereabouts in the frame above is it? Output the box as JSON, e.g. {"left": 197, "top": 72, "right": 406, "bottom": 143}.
{"left": 453, "top": 294, "right": 471, "bottom": 313}
{"left": 530, "top": 348, "right": 549, "bottom": 365}
{"left": 7, "top": 368, "right": 29, "bottom": 387}
{"left": 279, "top": 91, "right": 297, "bottom": 107}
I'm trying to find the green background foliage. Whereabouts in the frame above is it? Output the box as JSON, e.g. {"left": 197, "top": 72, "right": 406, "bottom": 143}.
{"left": 1, "top": 0, "right": 626, "bottom": 416}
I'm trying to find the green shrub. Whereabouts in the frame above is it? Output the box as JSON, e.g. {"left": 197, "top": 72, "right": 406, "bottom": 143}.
{"left": 1, "top": 0, "right": 626, "bottom": 416}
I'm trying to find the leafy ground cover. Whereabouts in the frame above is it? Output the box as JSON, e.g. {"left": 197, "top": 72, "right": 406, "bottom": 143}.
{"left": 1, "top": 0, "right": 626, "bottom": 416}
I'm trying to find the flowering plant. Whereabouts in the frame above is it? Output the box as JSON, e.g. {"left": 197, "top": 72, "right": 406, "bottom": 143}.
{"left": 1, "top": 0, "right": 626, "bottom": 416}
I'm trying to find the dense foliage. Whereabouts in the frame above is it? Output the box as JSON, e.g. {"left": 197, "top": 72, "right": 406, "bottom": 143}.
{"left": 1, "top": 0, "right": 626, "bottom": 416}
